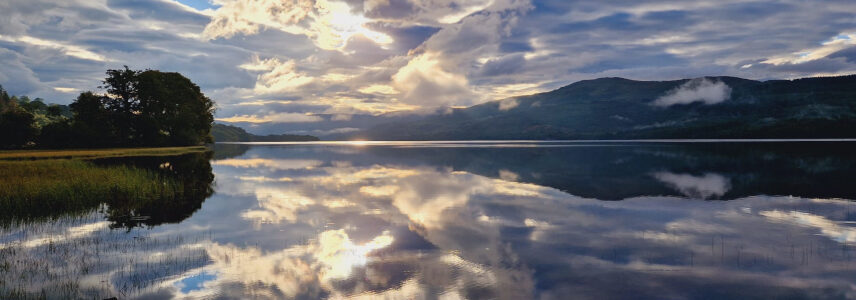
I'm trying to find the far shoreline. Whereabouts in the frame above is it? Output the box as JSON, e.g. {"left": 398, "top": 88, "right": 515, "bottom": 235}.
{"left": 215, "top": 138, "right": 856, "bottom": 145}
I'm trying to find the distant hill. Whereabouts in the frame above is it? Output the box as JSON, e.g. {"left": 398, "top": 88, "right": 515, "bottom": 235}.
{"left": 211, "top": 123, "right": 319, "bottom": 142}
{"left": 353, "top": 75, "right": 856, "bottom": 140}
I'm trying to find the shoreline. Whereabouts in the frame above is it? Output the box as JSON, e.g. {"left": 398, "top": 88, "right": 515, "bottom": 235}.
{"left": 0, "top": 146, "right": 209, "bottom": 160}
{"left": 215, "top": 138, "right": 856, "bottom": 145}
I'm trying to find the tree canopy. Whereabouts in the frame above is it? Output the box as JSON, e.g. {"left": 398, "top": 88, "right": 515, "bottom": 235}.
{"left": 0, "top": 85, "right": 38, "bottom": 148}
{"left": 0, "top": 67, "right": 215, "bottom": 149}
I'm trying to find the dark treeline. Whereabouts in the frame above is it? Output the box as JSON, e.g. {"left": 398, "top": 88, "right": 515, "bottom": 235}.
{"left": 0, "top": 67, "right": 214, "bottom": 149}
{"left": 211, "top": 123, "right": 320, "bottom": 142}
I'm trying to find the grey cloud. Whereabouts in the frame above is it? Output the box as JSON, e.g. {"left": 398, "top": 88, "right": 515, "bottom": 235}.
{"left": 0, "top": 48, "right": 45, "bottom": 95}
{"left": 479, "top": 53, "right": 526, "bottom": 76}
{"left": 364, "top": 0, "right": 416, "bottom": 19}
{"left": 3, "top": 0, "right": 856, "bottom": 134}
{"left": 106, "top": 0, "right": 211, "bottom": 26}
{"left": 830, "top": 46, "right": 856, "bottom": 63}
{"left": 754, "top": 57, "right": 854, "bottom": 74}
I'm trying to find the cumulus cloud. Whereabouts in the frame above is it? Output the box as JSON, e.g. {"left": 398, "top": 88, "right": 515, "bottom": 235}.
{"left": 653, "top": 78, "right": 732, "bottom": 107}
{"left": 240, "top": 56, "right": 316, "bottom": 95}
{"left": 391, "top": 51, "right": 473, "bottom": 106}
{"left": 4, "top": 0, "right": 856, "bottom": 134}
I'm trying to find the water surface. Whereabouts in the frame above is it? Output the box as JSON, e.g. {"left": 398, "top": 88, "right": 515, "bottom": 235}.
{"left": 3, "top": 141, "right": 856, "bottom": 299}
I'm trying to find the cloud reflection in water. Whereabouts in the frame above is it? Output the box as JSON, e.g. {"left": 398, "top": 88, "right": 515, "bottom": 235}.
{"left": 4, "top": 143, "right": 856, "bottom": 299}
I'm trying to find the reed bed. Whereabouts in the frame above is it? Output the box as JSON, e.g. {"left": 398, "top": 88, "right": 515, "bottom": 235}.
{"left": 0, "top": 159, "right": 183, "bottom": 223}
{"left": 0, "top": 146, "right": 207, "bottom": 160}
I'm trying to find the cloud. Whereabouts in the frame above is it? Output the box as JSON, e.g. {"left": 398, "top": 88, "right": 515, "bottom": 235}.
{"left": 498, "top": 98, "right": 519, "bottom": 111}
{"left": 0, "top": 34, "right": 109, "bottom": 62}
{"left": 216, "top": 112, "right": 324, "bottom": 123}
{"left": 308, "top": 127, "right": 361, "bottom": 135}
{"left": 4, "top": 0, "right": 856, "bottom": 135}
{"left": 11, "top": 146, "right": 856, "bottom": 298}
{"left": 391, "top": 51, "right": 473, "bottom": 106}
{"left": 203, "top": 0, "right": 393, "bottom": 50}
{"left": 0, "top": 48, "right": 44, "bottom": 94}
{"left": 212, "top": 158, "right": 323, "bottom": 169}
{"left": 763, "top": 32, "right": 856, "bottom": 65}
{"left": 761, "top": 210, "right": 856, "bottom": 244}
{"left": 357, "top": 84, "right": 397, "bottom": 95}
{"left": 479, "top": 53, "right": 526, "bottom": 76}
{"left": 653, "top": 78, "right": 732, "bottom": 107}
{"left": 240, "top": 56, "right": 316, "bottom": 95}
{"left": 52, "top": 87, "right": 77, "bottom": 93}
{"left": 653, "top": 172, "right": 731, "bottom": 199}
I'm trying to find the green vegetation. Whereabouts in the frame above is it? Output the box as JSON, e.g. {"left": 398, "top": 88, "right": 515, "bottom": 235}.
{"left": 0, "top": 151, "right": 214, "bottom": 227}
{"left": 0, "top": 160, "right": 180, "bottom": 221}
{"left": 0, "top": 66, "right": 214, "bottom": 149}
{"left": 211, "top": 123, "right": 319, "bottom": 142}
{"left": 0, "top": 146, "right": 207, "bottom": 160}
{"left": 357, "top": 75, "right": 856, "bottom": 140}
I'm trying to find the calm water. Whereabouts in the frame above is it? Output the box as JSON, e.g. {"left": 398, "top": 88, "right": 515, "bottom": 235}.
{"left": 3, "top": 141, "right": 856, "bottom": 299}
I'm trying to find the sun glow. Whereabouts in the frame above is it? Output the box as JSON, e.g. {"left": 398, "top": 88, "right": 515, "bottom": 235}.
{"left": 314, "top": 0, "right": 393, "bottom": 50}
{"left": 316, "top": 229, "right": 394, "bottom": 281}
{"left": 346, "top": 140, "right": 370, "bottom": 146}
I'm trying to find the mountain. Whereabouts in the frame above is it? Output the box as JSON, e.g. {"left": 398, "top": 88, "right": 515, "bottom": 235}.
{"left": 352, "top": 75, "right": 856, "bottom": 140}
{"left": 211, "top": 123, "right": 319, "bottom": 142}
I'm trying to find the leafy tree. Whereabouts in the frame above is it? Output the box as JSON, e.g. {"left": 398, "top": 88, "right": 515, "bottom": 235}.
{"left": 68, "top": 91, "right": 117, "bottom": 147}
{"left": 37, "top": 120, "right": 76, "bottom": 148}
{"left": 131, "top": 70, "right": 215, "bottom": 146}
{"left": 66, "top": 66, "right": 215, "bottom": 147}
{"left": 2, "top": 67, "right": 215, "bottom": 148}
{"left": 0, "top": 84, "right": 38, "bottom": 148}
{"left": 19, "top": 98, "right": 47, "bottom": 113}
{"left": 0, "top": 85, "right": 17, "bottom": 113}
{"left": 101, "top": 66, "right": 140, "bottom": 144}
{"left": 0, "top": 108, "right": 37, "bottom": 148}
{"left": 46, "top": 104, "right": 64, "bottom": 117}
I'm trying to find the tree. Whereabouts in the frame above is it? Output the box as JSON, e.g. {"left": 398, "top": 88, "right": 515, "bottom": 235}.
{"left": 101, "top": 66, "right": 140, "bottom": 144}
{"left": 68, "top": 91, "right": 117, "bottom": 147}
{"left": 38, "top": 120, "right": 76, "bottom": 148}
{"left": 132, "top": 70, "right": 215, "bottom": 145}
{"left": 0, "top": 108, "right": 37, "bottom": 148}
{"left": 0, "top": 85, "right": 17, "bottom": 113}
{"left": 0, "top": 84, "right": 38, "bottom": 148}
{"left": 1, "top": 68, "right": 215, "bottom": 148}
{"left": 46, "top": 104, "right": 63, "bottom": 117}
{"left": 67, "top": 67, "right": 215, "bottom": 147}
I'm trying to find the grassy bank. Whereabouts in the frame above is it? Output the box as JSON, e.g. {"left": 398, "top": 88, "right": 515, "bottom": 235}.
{"left": 0, "top": 146, "right": 208, "bottom": 160}
{"left": 0, "top": 159, "right": 183, "bottom": 222}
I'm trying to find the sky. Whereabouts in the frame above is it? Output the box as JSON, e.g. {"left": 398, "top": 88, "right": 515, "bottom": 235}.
{"left": 1, "top": 0, "right": 856, "bottom": 135}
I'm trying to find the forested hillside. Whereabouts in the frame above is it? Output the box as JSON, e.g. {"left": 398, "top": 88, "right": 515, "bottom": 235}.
{"left": 355, "top": 75, "right": 856, "bottom": 140}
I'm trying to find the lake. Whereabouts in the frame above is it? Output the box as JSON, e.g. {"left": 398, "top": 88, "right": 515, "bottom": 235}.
{"left": 3, "top": 141, "right": 856, "bottom": 299}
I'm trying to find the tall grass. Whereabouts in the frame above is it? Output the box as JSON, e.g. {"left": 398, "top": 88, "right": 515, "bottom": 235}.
{"left": 0, "top": 159, "right": 183, "bottom": 224}
{"left": 0, "top": 146, "right": 207, "bottom": 160}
